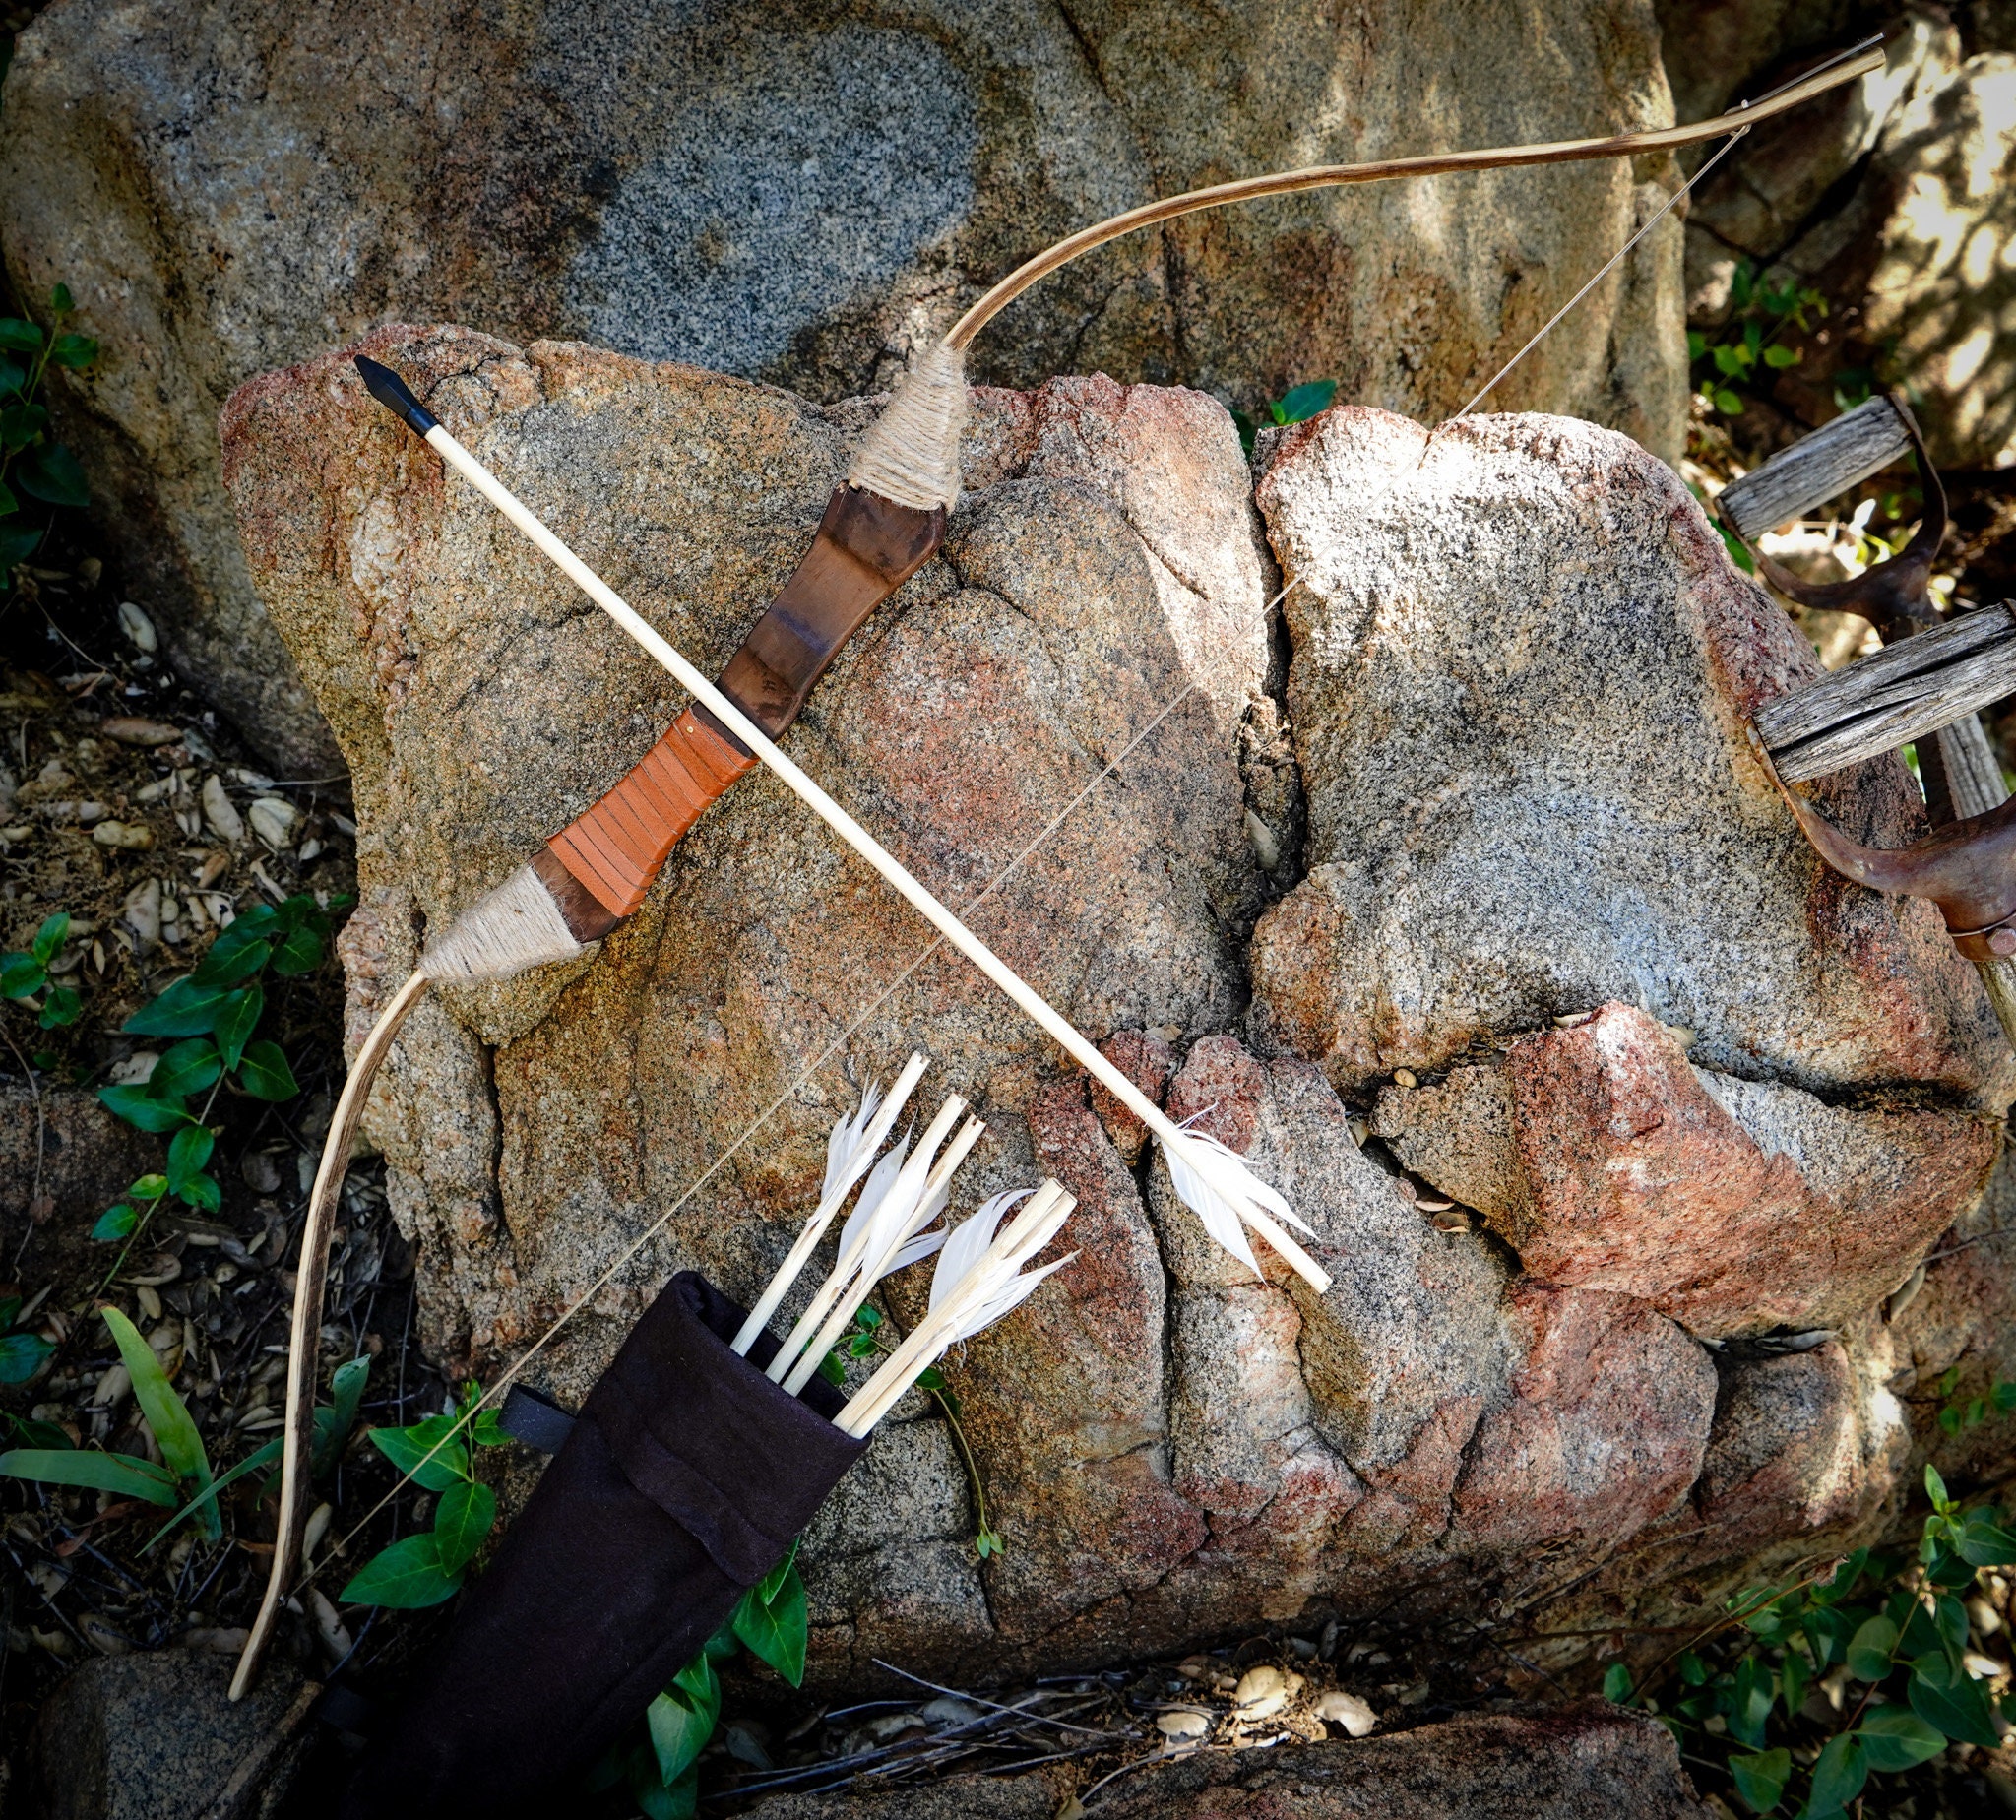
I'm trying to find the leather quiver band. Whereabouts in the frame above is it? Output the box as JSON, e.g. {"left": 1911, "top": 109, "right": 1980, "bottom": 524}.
{"left": 545, "top": 707, "right": 756, "bottom": 920}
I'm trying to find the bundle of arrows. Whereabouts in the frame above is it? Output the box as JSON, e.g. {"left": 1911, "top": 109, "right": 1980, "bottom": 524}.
{"left": 338, "top": 1062, "right": 1076, "bottom": 1817}
{"left": 217, "top": 38, "right": 1891, "bottom": 1816}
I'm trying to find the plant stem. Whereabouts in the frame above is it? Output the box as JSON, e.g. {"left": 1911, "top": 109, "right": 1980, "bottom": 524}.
{"left": 928, "top": 1385, "right": 995, "bottom": 1551}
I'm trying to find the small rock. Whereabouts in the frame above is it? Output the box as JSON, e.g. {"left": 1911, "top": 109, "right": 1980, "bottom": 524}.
{"left": 78, "top": 1614, "right": 132, "bottom": 1657}
{"left": 115, "top": 602, "right": 158, "bottom": 654}
{"left": 919, "top": 1696, "right": 982, "bottom": 1727}
{"left": 861, "top": 1712, "right": 924, "bottom": 1742}
{"left": 1964, "top": 1650, "right": 2005, "bottom": 1681}
{"left": 1315, "top": 1690, "right": 1377, "bottom": 1736}
{"left": 240, "top": 1151, "right": 283, "bottom": 1194}
{"left": 92, "top": 821, "right": 155, "bottom": 850}
{"left": 1393, "top": 1068, "right": 1418, "bottom": 1088}
{"left": 309, "top": 1588, "right": 352, "bottom": 1664}
{"left": 1288, "top": 1635, "right": 1317, "bottom": 1661}
{"left": 200, "top": 776, "right": 243, "bottom": 844}
{"left": 97, "top": 718, "right": 181, "bottom": 747}
{"left": 1157, "top": 1709, "right": 1210, "bottom": 1739}
{"left": 120, "top": 878, "right": 161, "bottom": 953}
{"left": 90, "top": 1364, "right": 131, "bottom": 1411}
{"left": 1175, "top": 1656, "right": 1213, "bottom": 1681}
{"left": 1233, "top": 1665, "right": 1287, "bottom": 1718}
{"left": 1971, "top": 1596, "right": 2003, "bottom": 1638}
{"left": 109, "top": 1051, "right": 159, "bottom": 1086}
{"left": 247, "top": 795, "right": 297, "bottom": 847}
{"left": 31, "top": 1648, "right": 306, "bottom": 1819}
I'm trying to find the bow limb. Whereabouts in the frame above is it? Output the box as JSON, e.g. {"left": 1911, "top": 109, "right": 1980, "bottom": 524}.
{"left": 231, "top": 968, "right": 429, "bottom": 1700}
{"left": 946, "top": 42, "right": 1884, "bottom": 350}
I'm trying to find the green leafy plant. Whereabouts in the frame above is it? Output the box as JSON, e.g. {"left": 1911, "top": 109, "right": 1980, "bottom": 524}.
{"left": 1935, "top": 1365, "right": 2016, "bottom": 1438}
{"left": 2, "top": 911, "right": 82, "bottom": 1030}
{"left": 143, "top": 1353, "right": 370, "bottom": 1549}
{"left": 0, "top": 1307, "right": 218, "bottom": 1536}
{"left": 0, "top": 283, "right": 97, "bottom": 574}
{"left": 598, "top": 1541, "right": 813, "bottom": 1818}
{"left": 1231, "top": 379, "right": 1340, "bottom": 457}
{"left": 342, "top": 1381, "right": 510, "bottom": 1609}
{"left": 92, "top": 893, "right": 346, "bottom": 1255}
{"left": 1688, "top": 263, "right": 1826, "bottom": 418}
{"left": 0, "top": 1292, "right": 54, "bottom": 1394}
{"left": 1606, "top": 1465, "right": 2016, "bottom": 1817}
{"left": 826, "top": 1302, "right": 1003, "bottom": 1558}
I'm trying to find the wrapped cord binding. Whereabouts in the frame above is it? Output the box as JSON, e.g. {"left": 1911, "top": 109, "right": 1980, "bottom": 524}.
{"left": 846, "top": 341, "right": 967, "bottom": 514}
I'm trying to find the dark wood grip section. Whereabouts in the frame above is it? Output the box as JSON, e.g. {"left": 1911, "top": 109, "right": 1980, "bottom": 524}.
{"left": 546, "top": 707, "right": 757, "bottom": 920}
{"left": 539, "top": 484, "right": 945, "bottom": 931}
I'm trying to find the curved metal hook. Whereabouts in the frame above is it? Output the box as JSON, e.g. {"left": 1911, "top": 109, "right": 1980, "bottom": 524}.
{"left": 1751, "top": 728, "right": 2016, "bottom": 959}
{"left": 1744, "top": 394, "right": 1948, "bottom": 641}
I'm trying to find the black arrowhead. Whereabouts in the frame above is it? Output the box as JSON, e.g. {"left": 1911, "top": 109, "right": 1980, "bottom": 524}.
{"left": 353, "top": 355, "right": 439, "bottom": 438}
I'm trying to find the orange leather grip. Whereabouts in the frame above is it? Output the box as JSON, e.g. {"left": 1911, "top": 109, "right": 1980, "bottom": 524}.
{"left": 546, "top": 708, "right": 757, "bottom": 918}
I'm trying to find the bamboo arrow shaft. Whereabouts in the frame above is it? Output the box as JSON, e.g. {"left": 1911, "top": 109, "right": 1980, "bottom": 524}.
{"left": 421, "top": 423, "right": 1331, "bottom": 1292}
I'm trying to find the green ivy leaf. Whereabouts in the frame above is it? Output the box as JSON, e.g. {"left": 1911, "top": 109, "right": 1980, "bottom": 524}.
{"left": 1271, "top": 379, "right": 1338, "bottom": 425}
{"left": 95, "top": 1085, "right": 194, "bottom": 1134}
{"left": 368, "top": 1418, "right": 469, "bottom": 1491}
{"left": 816, "top": 1351, "right": 845, "bottom": 1387}
{"left": 756, "top": 1538, "right": 798, "bottom": 1605}
{"left": 47, "top": 332, "right": 96, "bottom": 370}
{"left": 30, "top": 914, "right": 68, "bottom": 966}
{"left": 0, "top": 1447, "right": 175, "bottom": 1506}
{"left": 16, "top": 444, "right": 90, "bottom": 509}
{"left": 0, "top": 358, "right": 22, "bottom": 402}
{"left": 49, "top": 283, "right": 73, "bottom": 314}
{"left": 1728, "top": 1746, "right": 1789, "bottom": 1815}
{"left": 1601, "top": 1662, "right": 1632, "bottom": 1703}
{"left": 317, "top": 1356, "right": 372, "bottom": 1478}
{"left": 1908, "top": 1653, "right": 2002, "bottom": 1748}
{"left": 269, "top": 922, "right": 325, "bottom": 976}
{"left": 1925, "top": 1462, "right": 1952, "bottom": 1511}
{"left": 1956, "top": 1509, "right": 2016, "bottom": 1567}
{"left": 635, "top": 1763, "right": 698, "bottom": 1820}
{"left": 433, "top": 1479, "right": 495, "bottom": 1574}
{"left": 1687, "top": 330, "right": 1707, "bottom": 360}
{"left": 212, "top": 985, "right": 263, "bottom": 1071}
{"left": 847, "top": 1332, "right": 878, "bottom": 1358}
{"left": 91, "top": 1204, "right": 136, "bottom": 1242}
{"left": 1802, "top": 1733, "right": 1866, "bottom": 1817}
{"left": 1762, "top": 343, "right": 1799, "bottom": 369}
{"left": 127, "top": 1173, "right": 169, "bottom": 1201}
{"left": 0, "top": 318, "right": 41, "bottom": 352}
{"left": 0, "top": 397, "right": 48, "bottom": 449}
{"left": 647, "top": 1654, "right": 721, "bottom": 1786}
{"left": 1845, "top": 1614, "right": 1898, "bottom": 1681}
{"left": 177, "top": 1170, "right": 221, "bottom": 1215}
{"left": 152, "top": 1041, "right": 221, "bottom": 1105}
{"left": 165, "top": 1122, "right": 217, "bottom": 1190}
{"left": 38, "top": 985, "right": 81, "bottom": 1029}
{"left": 191, "top": 932, "right": 273, "bottom": 990}
{"left": 1857, "top": 1704, "right": 1947, "bottom": 1770}
{"left": 733, "top": 1559, "right": 808, "bottom": 1687}
{"left": 0, "top": 524, "right": 41, "bottom": 569}
{"left": 122, "top": 973, "right": 240, "bottom": 1037}
{"left": 0, "top": 952, "right": 43, "bottom": 998}
{"left": 341, "top": 1531, "right": 463, "bottom": 1608}
{"left": 6, "top": 1415, "right": 73, "bottom": 1452}
{"left": 0, "top": 1332, "right": 53, "bottom": 1384}
{"left": 235, "top": 1039, "right": 298, "bottom": 1101}
{"left": 1729, "top": 1652, "right": 1774, "bottom": 1748}
{"left": 1714, "top": 386, "right": 1744, "bottom": 416}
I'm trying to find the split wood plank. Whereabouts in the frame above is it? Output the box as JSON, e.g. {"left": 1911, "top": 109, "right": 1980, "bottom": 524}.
{"left": 1756, "top": 603, "right": 2016, "bottom": 783}
{"left": 1719, "top": 397, "right": 1912, "bottom": 541}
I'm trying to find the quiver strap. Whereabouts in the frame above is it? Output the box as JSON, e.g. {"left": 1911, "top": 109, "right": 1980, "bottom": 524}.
{"left": 337, "top": 1273, "right": 862, "bottom": 1819}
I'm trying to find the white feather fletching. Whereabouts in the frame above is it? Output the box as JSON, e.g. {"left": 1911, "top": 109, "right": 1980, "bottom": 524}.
{"left": 1153, "top": 1128, "right": 1257, "bottom": 1274}
{"left": 949, "top": 1251, "right": 1076, "bottom": 1344}
{"left": 837, "top": 1133, "right": 912, "bottom": 1263}
{"left": 822, "top": 1081, "right": 884, "bottom": 1204}
{"left": 930, "top": 1190, "right": 1031, "bottom": 1314}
